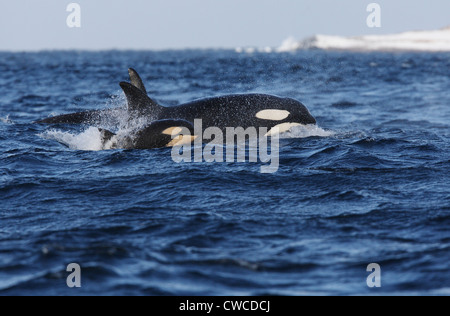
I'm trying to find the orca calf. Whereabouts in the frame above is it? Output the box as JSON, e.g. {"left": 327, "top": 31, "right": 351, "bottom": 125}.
{"left": 99, "top": 119, "right": 196, "bottom": 150}
{"left": 36, "top": 68, "right": 316, "bottom": 149}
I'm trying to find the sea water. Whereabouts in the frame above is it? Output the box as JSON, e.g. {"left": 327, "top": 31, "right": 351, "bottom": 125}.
{"left": 0, "top": 50, "right": 449, "bottom": 295}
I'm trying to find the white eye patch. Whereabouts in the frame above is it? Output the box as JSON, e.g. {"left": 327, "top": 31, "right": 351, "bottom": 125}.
{"left": 256, "top": 109, "right": 290, "bottom": 121}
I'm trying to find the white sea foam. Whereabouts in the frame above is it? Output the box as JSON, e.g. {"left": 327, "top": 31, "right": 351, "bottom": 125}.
{"left": 39, "top": 127, "right": 106, "bottom": 151}
{"left": 235, "top": 46, "right": 274, "bottom": 54}
{"left": 280, "top": 124, "right": 334, "bottom": 139}
{"left": 1, "top": 115, "right": 13, "bottom": 124}
{"left": 37, "top": 94, "right": 154, "bottom": 151}
{"left": 276, "top": 26, "right": 450, "bottom": 52}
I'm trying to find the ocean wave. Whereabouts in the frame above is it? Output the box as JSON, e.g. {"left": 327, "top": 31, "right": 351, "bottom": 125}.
{"left": 2, "top": 50, "right": 448, "bottom": 295}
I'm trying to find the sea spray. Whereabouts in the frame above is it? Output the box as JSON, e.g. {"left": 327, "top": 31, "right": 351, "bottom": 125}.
{"left": 39, "top": 127, "right": 105, "bottom": 151}
{"left": 1, "top": 115, "right": 13, "bottom": 124}
{"left": 280, "top": 124, "right": 334, "bottom": 139}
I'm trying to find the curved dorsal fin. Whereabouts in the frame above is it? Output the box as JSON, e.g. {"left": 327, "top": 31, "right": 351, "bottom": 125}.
{"left": 128, "top": 68, "right": 147, "bottom": 94}
{"left": 119, "top": 82, "right": 163, "bottom": 117}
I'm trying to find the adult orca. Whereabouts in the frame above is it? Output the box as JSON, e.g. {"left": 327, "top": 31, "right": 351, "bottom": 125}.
{"left": 35, "top": 68, "right": 316, "bottom": 148}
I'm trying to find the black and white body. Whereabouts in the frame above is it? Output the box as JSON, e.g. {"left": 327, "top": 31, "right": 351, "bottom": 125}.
{"left": 36, "top": 69, "right": 316, "bottom": 149}
{"left": 98, "top": 119, "right": 196, "bottom": 150}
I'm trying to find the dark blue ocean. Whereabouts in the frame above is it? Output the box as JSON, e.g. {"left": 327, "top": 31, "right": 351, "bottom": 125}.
{"left": 0, "top": 50, "right": 449, "bottom": 296}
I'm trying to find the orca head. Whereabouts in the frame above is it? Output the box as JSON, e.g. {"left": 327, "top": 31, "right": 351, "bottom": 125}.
{"left": 285, "top": 98, "right": 317, "bottom": 126}
{"left": 255, "top": 97, "right": 316, "bottom": 135}
{"left": 132, "top": 119, "right": 196, "bottom": 149}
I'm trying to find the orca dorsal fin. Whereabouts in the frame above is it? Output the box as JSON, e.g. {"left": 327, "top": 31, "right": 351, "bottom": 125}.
{"left": 128, "top": 68, "right": 147, "bottom": 94}
{"left": 119, "top": 82, "right": 163, "bottom": 117}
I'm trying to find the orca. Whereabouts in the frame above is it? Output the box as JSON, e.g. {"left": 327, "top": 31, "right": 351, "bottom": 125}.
{"left": 99, "top": 119, "right": 195, "bottom": 150}
{"left": 35, "top": 68, "right": 316, "bottom": 148}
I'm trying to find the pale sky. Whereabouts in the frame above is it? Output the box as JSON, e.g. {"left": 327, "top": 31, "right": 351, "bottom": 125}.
{"left": 0, "top": 0, "right": 449, "bottom": 51}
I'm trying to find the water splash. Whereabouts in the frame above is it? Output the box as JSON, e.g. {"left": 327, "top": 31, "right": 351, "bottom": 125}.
{"left": 281, "top": 124, "right": 334, "bottom": 139}
{"left": 39, "top": 127, "right": 106, "bottom": 151}
{"left": 1, "top": 115, "right": 13, "bottom": 124}
{"left": 37, "top": 93, "right": 158, "bottom": 151}
{"left": 38, "top": 124, "right": 150, "bottom": 151}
